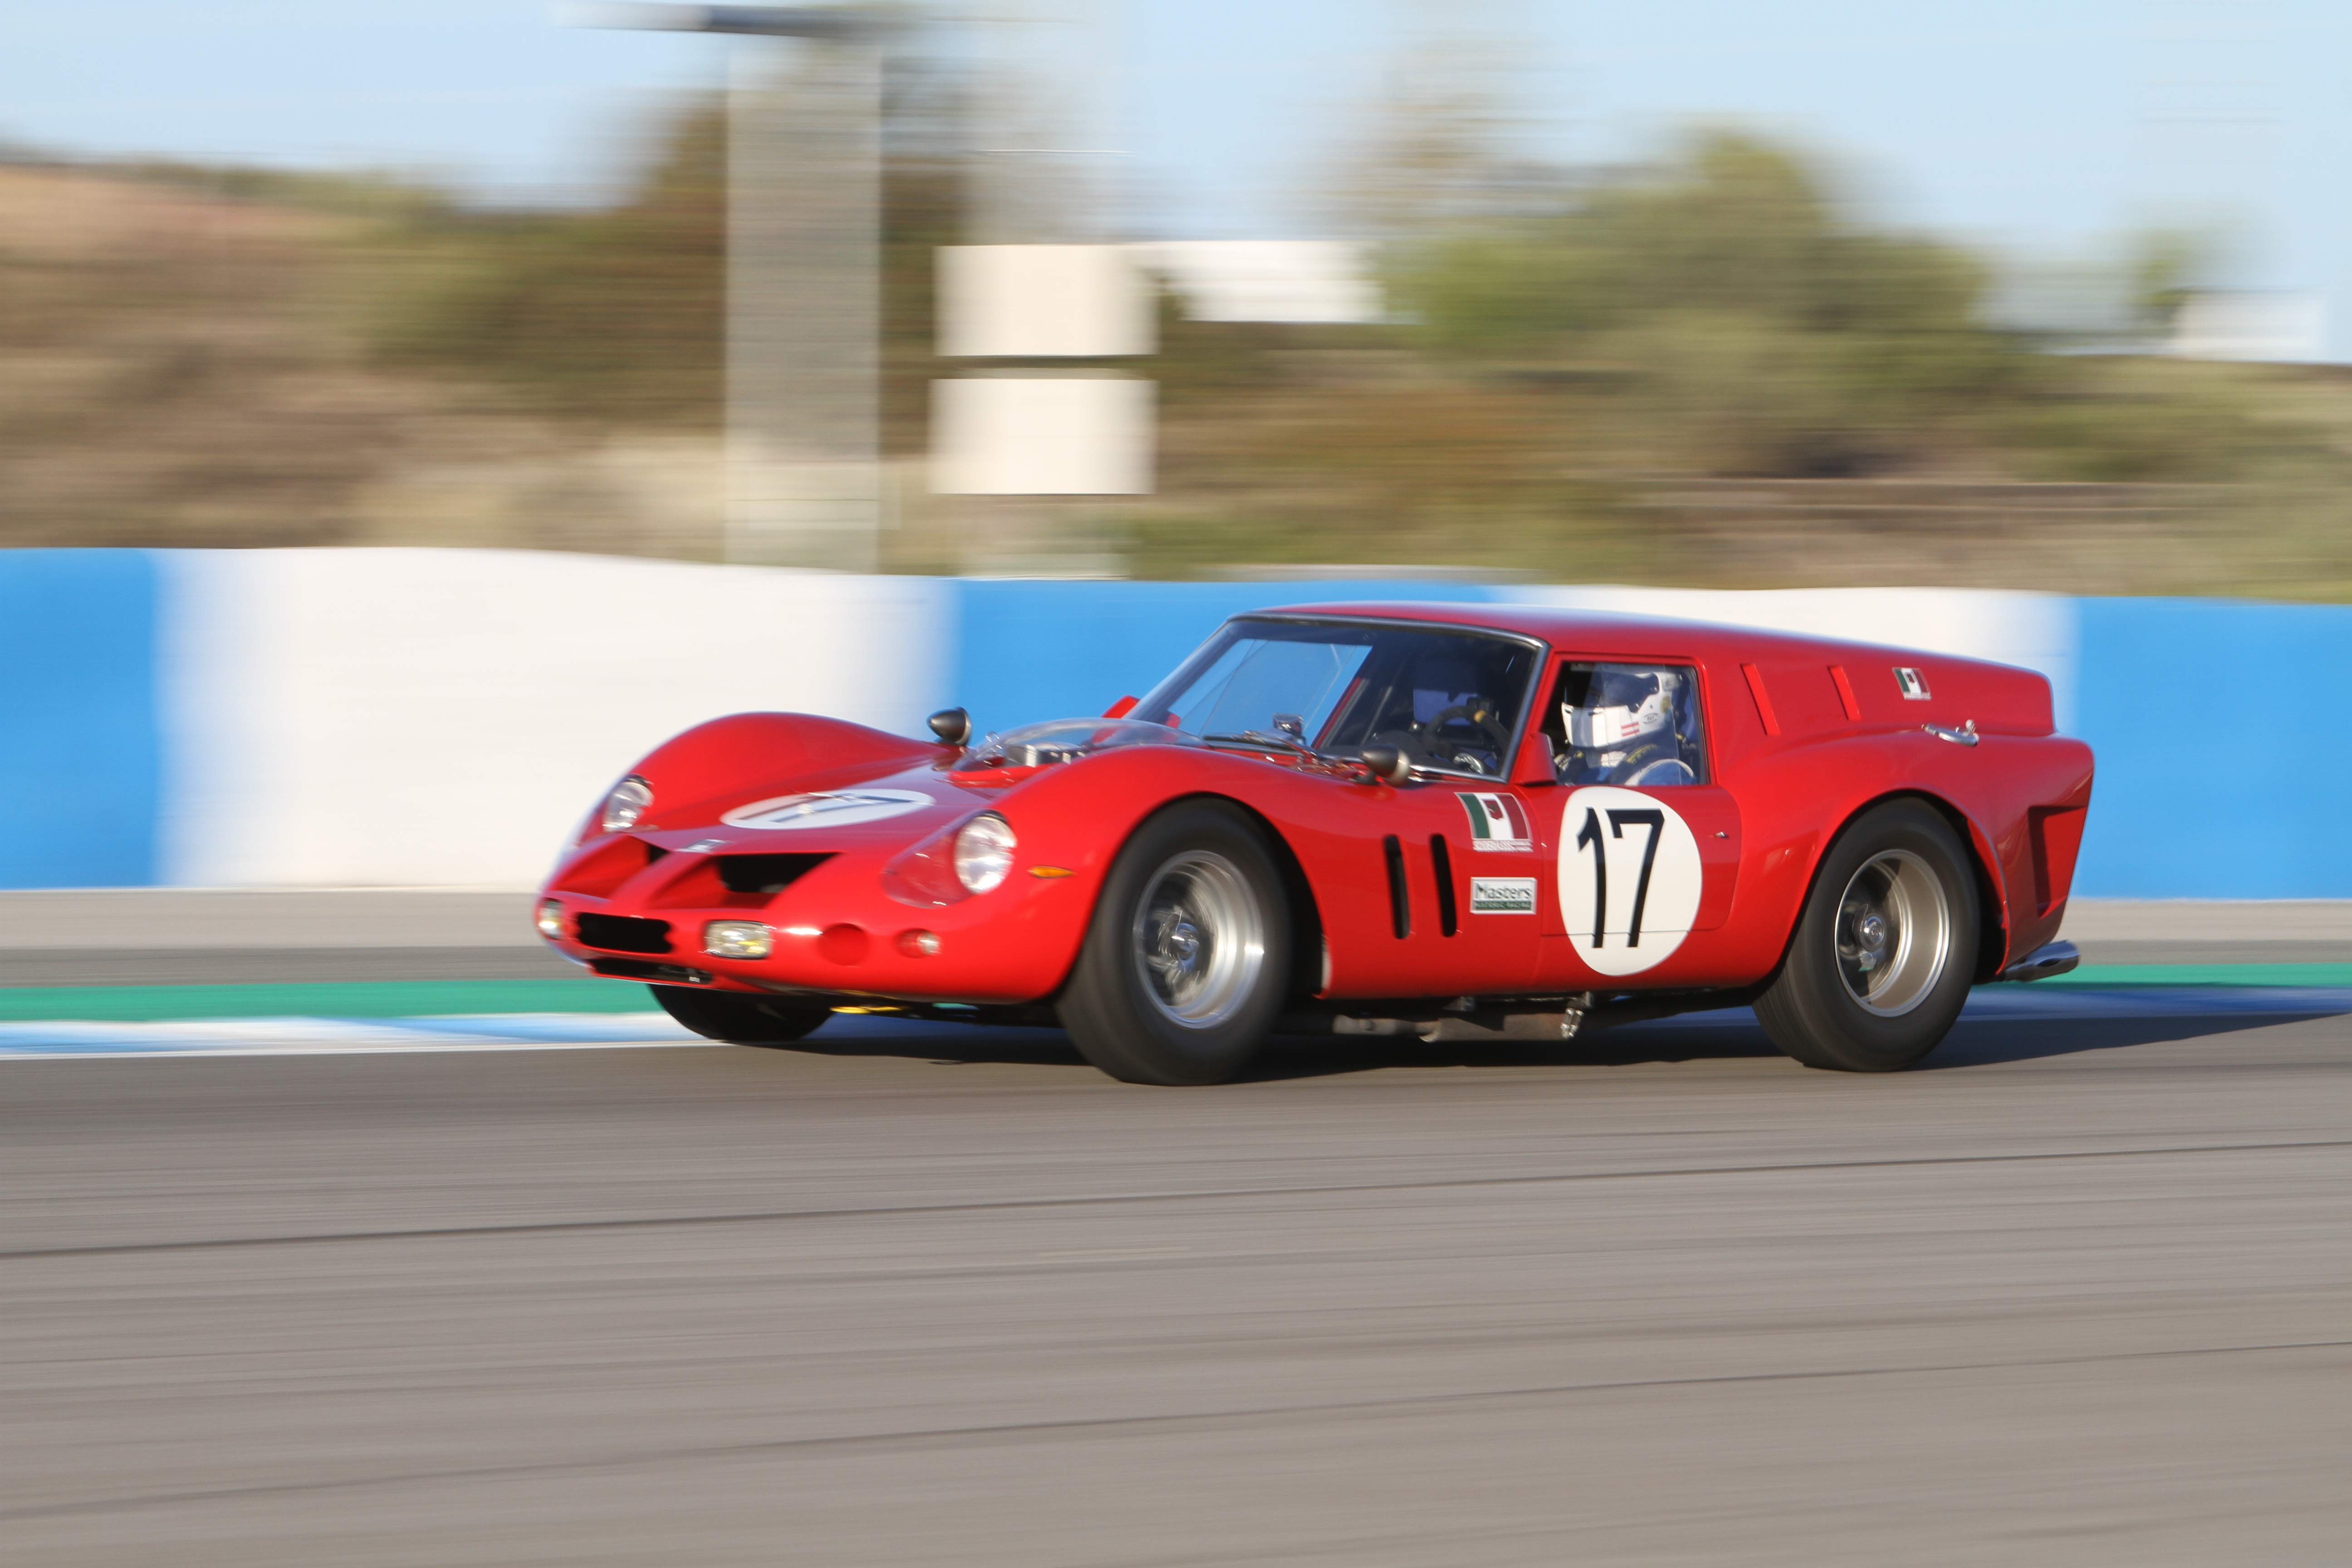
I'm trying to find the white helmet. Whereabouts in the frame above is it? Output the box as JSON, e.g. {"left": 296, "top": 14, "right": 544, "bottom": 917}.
{"left": 1564, "top": 668, "right": 1679, "bottom": 751}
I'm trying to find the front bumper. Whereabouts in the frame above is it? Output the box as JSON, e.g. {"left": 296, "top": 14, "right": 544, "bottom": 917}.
{"left": 538, "top": 832, "right": 1092, "bottom": 1005}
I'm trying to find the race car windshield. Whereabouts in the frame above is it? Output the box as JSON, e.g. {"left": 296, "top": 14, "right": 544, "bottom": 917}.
{"left": 957, "top": 716, "right": 1204, "bottom": 770}
{"left": 1133, "top": 618, "right": 1540, "bottom": 777}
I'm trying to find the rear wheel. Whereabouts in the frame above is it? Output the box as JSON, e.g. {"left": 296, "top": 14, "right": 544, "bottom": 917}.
{"left": 1060, "top": 801, "right": 1291, "bottom": 1085}
{"left": 651, "top": 985, "right": 830, "bottom": 1046}
{"left": 1754, "top": 799, "right": 1979, "bottom": 1072}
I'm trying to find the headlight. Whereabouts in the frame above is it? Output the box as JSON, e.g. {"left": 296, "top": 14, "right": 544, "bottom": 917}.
{"left": 703, "top": 920, "right": 772, "bottom": 959}
{"left": 599, "top": 775, "right": 653, "bottom": 834}
{"left": 535, "top": 899, "right": 565, "bottom": 938}
{"left": 952, "top": 813, "right": 1016, "bottom": 894}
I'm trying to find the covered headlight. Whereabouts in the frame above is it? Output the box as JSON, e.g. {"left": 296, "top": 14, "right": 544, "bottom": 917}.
{"left": 599, "top": 775, "right": 653, "bottom": 834}
{"left": 952, "top": 813, "right": 1016, "bottom": 894}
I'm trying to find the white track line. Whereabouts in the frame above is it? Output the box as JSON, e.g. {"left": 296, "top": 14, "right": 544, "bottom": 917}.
{"left": 0, "top": 1013, "right": 712, "bottom": 1059}
{"left": 3, "top": 988, "right": 2344, "bottom": 1060}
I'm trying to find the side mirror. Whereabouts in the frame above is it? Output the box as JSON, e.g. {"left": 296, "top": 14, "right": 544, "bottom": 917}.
{"left": 1358, "top": 744, "right": 1410, "bottom": 785}
{"left": 927, "top": 708, "right": 973, "bottom": 746}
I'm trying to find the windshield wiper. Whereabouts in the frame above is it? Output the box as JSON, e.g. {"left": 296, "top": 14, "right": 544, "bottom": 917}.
{"left": 1204, "top": 730, "right": 1323, "bottom": 760}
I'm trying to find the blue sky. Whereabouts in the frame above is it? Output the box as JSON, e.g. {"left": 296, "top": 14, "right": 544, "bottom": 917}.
{"left": 4, "top": 1, "right": 2345, "bottom": 356}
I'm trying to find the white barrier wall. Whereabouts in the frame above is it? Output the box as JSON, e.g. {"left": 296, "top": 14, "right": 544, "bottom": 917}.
{"left": 68, "top": 546, "right": 2328, "bottom": 892}
{"left": 156, "top": 550, "right": 954, "bottom": 887}
{"left": 131, "top": 554, "right": 2089, "bottom": 889}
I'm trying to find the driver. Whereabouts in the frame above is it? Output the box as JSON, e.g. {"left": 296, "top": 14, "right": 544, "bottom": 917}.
{"left": 1556, "top": 667, "right": 1694, "bottom": 786}
{"left": 1396, "top": 655, "right": 1510, "bottom": 774}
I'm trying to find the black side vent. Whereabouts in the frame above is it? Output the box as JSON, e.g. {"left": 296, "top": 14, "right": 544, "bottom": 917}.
{"left": 575, "top": 912, "right": 674, "bottom": 955}
{"left": 714, "top": 852, "right": 834, "bottom": 896}
{"left": 1429, "top": 834, "right": 1458, "bottom": 937}
{"left": 644, "top": 843, "right": 669, "bottom": 865}
{"left": 1382, "top": 834, "right": 1411, "bottom": 939}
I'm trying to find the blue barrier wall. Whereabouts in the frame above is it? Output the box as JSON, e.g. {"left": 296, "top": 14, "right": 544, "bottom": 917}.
{"left": 3, "top": 546, "right": 2346, "bottom": 896}
{"left": 2072, "top": 597, "right": 2352, "bottom": 898}
{"left": 0, "top": 550, "right": 160, "bottom": 888}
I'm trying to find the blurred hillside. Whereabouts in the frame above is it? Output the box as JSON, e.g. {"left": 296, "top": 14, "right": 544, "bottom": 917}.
{"left": 2, "top": 103, "right": 2347, "bottom": 597}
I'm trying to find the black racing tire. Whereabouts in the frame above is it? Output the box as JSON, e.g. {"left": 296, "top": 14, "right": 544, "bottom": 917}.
{"left": 1059, "top": 800, "right": 1292, "bottom": 1086}
{"left": 651, "top": 985, "right": 830, "bottom": 1046}
{"left": 1754, "top": 798, "right": 1980, "bottom": 1073}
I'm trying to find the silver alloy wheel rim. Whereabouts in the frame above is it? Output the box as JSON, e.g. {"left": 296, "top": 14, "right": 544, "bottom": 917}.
{"left": 1132, "top": 849, "right": 1266, "bottom": 1029}
{"left": 1833, "top": 848, "right": 1951, "bottom": 1016}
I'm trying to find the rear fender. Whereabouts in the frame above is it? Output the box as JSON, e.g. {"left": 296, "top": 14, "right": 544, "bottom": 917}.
{"left": 1771, "top": 789, "right": 2011, "bottom": 985}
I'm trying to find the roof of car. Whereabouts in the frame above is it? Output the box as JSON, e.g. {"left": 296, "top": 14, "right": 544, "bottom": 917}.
{"left": 1253, "top": 600, "right": 1965, "bottom": 668}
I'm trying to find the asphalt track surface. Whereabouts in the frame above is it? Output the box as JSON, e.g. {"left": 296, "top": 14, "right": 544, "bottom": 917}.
{"left": 8, "top": 891, "right": 2352, "bottom": 987}
{"left": 9, "top": 990, "right": 2350, "bottom": 1567}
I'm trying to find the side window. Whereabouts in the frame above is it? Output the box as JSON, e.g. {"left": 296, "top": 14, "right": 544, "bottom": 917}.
{"left": 1545, "top": 662, "right": 1706, "bottom": 786}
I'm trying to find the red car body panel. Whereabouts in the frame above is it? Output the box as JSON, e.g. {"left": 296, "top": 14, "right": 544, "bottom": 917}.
{"left": 537, "top": 604, "right": 2094, "bottom": 1010}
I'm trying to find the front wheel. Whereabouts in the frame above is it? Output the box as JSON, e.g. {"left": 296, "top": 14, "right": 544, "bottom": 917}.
{"left": 1060, "top": 801, "right": 1291, "bottom": 1085}
{"left": 1754, "top": 799, "right": 1980, "bottom": 1072}
{"left": 651, "top": 985, "right": 830, "bottom": 1046}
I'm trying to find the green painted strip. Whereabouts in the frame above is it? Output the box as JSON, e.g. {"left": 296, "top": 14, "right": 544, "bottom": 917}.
{"left": 0, "top": 977, "right": 657, "bottom": 1023}
{"left": 2029, "top": 962, "right": 2352, "bottom": 988}
{"left": 5, "top": 963, "right": 2346, "bottom": 1026}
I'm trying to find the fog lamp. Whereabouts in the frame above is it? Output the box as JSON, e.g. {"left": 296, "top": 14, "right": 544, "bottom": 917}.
{"left": 703, "top": 920, "right": 773, "bottom": 959}
{"left": 535, "top": 899, "right": 565, "bottom": 939}
{"left": 898, "top": 929, "right": 942, "bottom": 957}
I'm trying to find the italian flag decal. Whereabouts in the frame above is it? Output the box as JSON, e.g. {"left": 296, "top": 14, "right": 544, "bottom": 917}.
{"left": 1455, "top": 791, "right": 1533, "bottom": 853}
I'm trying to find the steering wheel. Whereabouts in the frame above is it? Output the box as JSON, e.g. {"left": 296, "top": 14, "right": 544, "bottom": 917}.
{"left": 1418, "top": 703, "right": 1512, "bottom": 760}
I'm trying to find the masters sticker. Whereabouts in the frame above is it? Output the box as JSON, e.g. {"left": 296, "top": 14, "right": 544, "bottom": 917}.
{"left": 1455, "top": 791, "right": 1533, "bottom": 852}
{"left": 720, "top": 788, "right": 932, "bottom": 831}
{"left": 1469, "top": 877, "right": 1538, "bottom": 915}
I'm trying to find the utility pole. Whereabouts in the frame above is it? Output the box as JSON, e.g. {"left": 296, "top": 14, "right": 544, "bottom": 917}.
{"left": 567, "top": 5, "right": 889, "bottom": 570}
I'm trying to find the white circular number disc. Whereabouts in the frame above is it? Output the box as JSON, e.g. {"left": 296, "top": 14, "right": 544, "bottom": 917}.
{"left": 720, "top": 788, "right": 932, "bottom": 831}
{"left": 1557, "top": 786, "right": 1704, "bottom": 976}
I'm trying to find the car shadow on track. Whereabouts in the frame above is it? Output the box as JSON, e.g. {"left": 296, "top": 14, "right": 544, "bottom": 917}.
{"left": 1243, "top": 1009, "right": 2334, "bottom": 1079}
{"left": 1915, "top": 1009, "right": 2349, "bottom": 1070}
{"left": 784, "top": 997, "right": 2345, "bottom": 1081}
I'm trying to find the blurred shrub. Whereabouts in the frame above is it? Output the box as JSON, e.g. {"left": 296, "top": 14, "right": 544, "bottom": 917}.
{"left": 363, "top": 86, "right": 959, "bottom": 447}
{"left": 365, "top": 109, "right": 727, "bottom": 426}
{"left": 1385, "top": 131, "right": 2022, "bottom": 478}
{"left": 1375, "top": 129, "right": 2344, "bottom": 493}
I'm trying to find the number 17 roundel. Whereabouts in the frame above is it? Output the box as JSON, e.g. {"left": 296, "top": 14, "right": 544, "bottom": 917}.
{"left": 1558, "top": 786, "right": 1705, "bottom": 976}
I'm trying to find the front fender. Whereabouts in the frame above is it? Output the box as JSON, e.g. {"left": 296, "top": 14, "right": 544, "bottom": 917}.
{"left": 601, "top": 713, "right": 943, "bottom": 840}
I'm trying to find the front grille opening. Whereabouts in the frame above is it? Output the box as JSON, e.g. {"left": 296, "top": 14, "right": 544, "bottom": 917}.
{"left": 715, "top": 853, "right": 834, "bottom": 896}
{"left": 588, "top": 957, "right": 709, "bottom": 984}
{"left": 574, "top": 911, "right": 674, "bottom": 954}
{"left": 551, "top": 835, "right": 666, "bottom": 899}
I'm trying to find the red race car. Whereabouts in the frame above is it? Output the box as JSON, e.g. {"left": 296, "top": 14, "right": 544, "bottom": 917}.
{"left": 536, "top": 604, "right": 2094, "bottom": 1084}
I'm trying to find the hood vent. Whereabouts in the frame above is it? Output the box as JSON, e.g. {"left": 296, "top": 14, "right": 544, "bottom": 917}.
{"left": 714, "top": 853, "right": 834, "bottom": 896}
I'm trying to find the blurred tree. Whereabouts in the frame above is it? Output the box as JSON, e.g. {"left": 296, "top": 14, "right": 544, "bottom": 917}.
{"left": 2124, "top": 226, "right": 2226, "bottom": 342}
{"left": 1384, "top": 128, "right": 2024, "bottom": 477}
{"left": 366, "top": 105, "right": 727, "bottom": 426}
{"left": 366, "top": 73, "right": 962, "bottom": 449}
